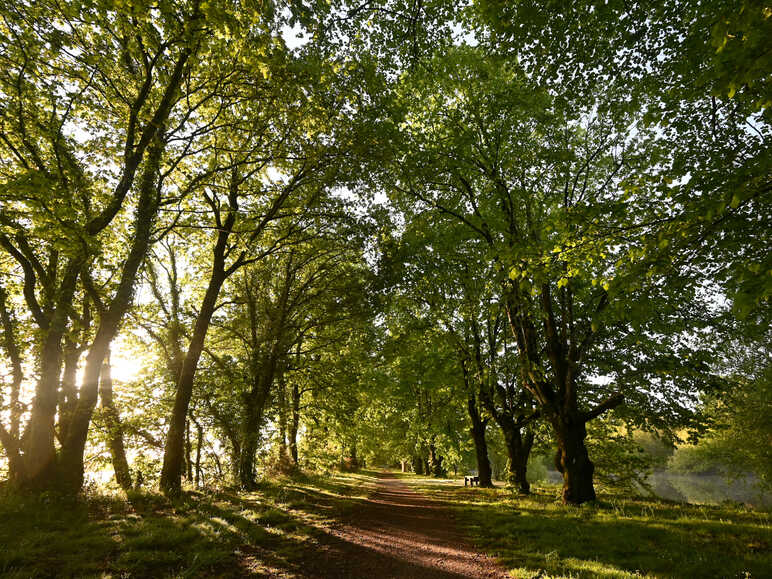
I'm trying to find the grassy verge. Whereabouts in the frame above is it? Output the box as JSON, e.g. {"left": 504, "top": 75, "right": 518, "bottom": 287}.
{"left": 403, "top": 476, "right": 771, "bottom": 578}
{"left": 0, "top": 471, "right": 374, "bottom": 578}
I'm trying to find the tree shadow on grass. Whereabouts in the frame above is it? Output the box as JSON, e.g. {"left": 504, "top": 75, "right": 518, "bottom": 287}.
{"left": 454, "top": 493, "right": 771, "bottom": 578}
{"left": 0, "top": 472, "right": 481, "bottom": 579}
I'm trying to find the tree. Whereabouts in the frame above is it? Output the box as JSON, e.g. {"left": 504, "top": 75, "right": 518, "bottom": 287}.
{"left": 382, "top": 46, "right": 720, "bottom": 503}
{"left": 473, "top": 0, "right": 771, "bottom": 320}
{"left": 229, "top": 226, "right": 369, "bottom": 488}
{"left": 95, "top": 350, "right": 132, "bottom": 492}
{"left": 681, "top": 331, "right": 772, "bottom": 489}
{"left": 379, "top": 213, "right": 541, "bottom": 489}
{"left": 0, "top": 0, "right": 211, "bottom": 491}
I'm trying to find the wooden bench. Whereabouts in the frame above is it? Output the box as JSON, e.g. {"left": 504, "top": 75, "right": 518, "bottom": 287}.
{"left": 464, "top": 475, "right": 480, "bottom": 487}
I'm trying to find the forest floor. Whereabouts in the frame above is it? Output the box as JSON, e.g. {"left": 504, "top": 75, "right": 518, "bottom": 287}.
{"left": 0, "top": 469, "right": 769, "bottom": 578}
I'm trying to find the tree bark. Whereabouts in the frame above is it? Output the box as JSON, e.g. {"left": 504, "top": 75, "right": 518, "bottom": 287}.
{"left": 500, "top": 418, "right": 533, "bottom": 494}
{"left": 230, "top": 440, "right": 241, "bottom": 483}
{"left": 57, "top": 338, "right": 81, "bottom": 444}
{"left": 412, "top": 455, "right": 424, "bottom": 474}
{"left": 238, "top": 354, "right": 283, "bottom": 487}
{"left": 160, "top": 265, "right": 227, "bottom": 495}
{"left": 238, "top": 393, "right": 267, "bottom": 489}
{"left": 552, "top": 414, "right": 596, "bottom": 504}
{"left": 466, "top": 393, "right": 493, "bottom": 487}
{"left": 185, "top": 418, "right": 193, "bottom": 481}
{"left": 428, "top": 440, "right": 445, "bottom": 477}
{"left": 98, "top": 351, "right": 133, "bottom": 492}
{"left": 277, "top": 375, "right": 288, "bottom": 459}
{"left": 21, "top": 263, "right": 80, "bottom": 490}
{"left": 194, "top": 420, "right": 203, "bottom": 487}
{"left": 0, "top": 286, "right": 25, "bottom": 483}
{"left": 288, "top": 382, "right": 300, "bottom": 466}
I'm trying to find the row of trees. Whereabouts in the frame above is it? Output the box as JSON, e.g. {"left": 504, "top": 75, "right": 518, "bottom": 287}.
{"left": 363, "top": 0, "right": 769, "bottom": 503}
{"left": 0, "top": 0, "right": 769, "bottom": 504}
{"left": 0, "top": 0, "right": 374, "bottom": 496}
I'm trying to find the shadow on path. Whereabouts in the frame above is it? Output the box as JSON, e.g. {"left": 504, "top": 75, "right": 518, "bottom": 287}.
{"left": 290, "top": 472, "right": 508, "bottom": 579}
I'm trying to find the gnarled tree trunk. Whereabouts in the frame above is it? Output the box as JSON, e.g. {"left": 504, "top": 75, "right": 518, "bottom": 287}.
{"left": 552, "top": 413, "right": 596, "bottom": 504}
{"left": 500, "top": 419, "right": 533, "bottom": 494}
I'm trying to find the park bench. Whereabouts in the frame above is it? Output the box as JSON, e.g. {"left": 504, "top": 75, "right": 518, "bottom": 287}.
{"left": 464, "top": 475, "right": 480, "bottom": 487}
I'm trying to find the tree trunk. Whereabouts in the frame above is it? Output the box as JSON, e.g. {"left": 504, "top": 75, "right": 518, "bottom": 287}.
{"left": 57, "top": 339, "right": 81, "bottom": 444}
{"left": 276, "top": 375, "right": 288, "bottom": 459}
{"left": 98, "top": 351, "right": 133, "bottom": 492}
{"left": 57, "top": 130, "right": 165, "bottom": 494}
{"left": 238, "top": 366, "right": 274, "bottom": 489}
{"left": 57, "top": 330, "right": 114, "bottom": 492}
{"left": 412, "top": 455, "right": 424, "bottom": 474}
{"left": 498, "top": 418, "right": 533, "bottom": 494}
{"left": 160, "top": 168, "right": 248, "bottom": 496}
{"left": 185, "top": 418, "right": 193, "bottom": 482}
{"left": 341, "top": 444, "right": 359, "bottom": 471}
{"left": 428, "top": 441, "right": 445, "bottom": 477}
{"left": 238, "top": 397, "right": 263, "bottom": 490}
{"left": 195, "top": 420, "right": 203, "bottom": 487}
{"left": 230, "top": 440, "right": 241, "bottom": 483}
{"left": 211, "top": 450, "right": 223, "bottom": 480}
{"left": 0, "top": 433, "right": 25, "bottom": 485}
{"left": 553, "top": 415, "right": 596, "bottom": 504}
{"left": 22, "top": 308, "right": 72, "bottom": 489}
{"left": 288, "top": 382, "right": 300, "bottom": 466}
{"left": 160, "top": 266, "right": 227, "bottom": 496}
{"left": 0, "top": 286, "right": 25, "bottom": 484}
{"left": 466, "top": 394, "right": 493, "bottom": 487}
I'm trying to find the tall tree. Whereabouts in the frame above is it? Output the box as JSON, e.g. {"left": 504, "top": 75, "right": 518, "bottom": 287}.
{"left": 383, "top": 46, "right": 719, "bottom": 503}
{"left": 0, "top": 0, "right": 209, "bottom": 491}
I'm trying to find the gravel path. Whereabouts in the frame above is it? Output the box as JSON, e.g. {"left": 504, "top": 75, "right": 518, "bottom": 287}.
{"left": 294, "top": 472, "right": 510, "bottom": 578}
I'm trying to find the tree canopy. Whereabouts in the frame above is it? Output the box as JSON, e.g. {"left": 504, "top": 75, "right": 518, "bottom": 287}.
{"left": 0, "top": 0, "right": 769, "bottom": 506}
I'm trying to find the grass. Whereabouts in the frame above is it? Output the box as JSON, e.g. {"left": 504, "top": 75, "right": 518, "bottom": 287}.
{"left": 401, "top": 475, "right": 772, "bottom": 579}
{"left": 2, "top": 469, "right": 768, "bottom": 578}
{"left": 0, "top": 470, "right": 374, "bottom": 578}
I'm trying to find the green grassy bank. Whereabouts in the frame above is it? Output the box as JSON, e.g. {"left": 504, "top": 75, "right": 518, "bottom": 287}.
{"left": 0, "top": 472, "right": 372, "bottom": 578}
{"left": 402, "top": 474, "right": 771, "bottom": 579}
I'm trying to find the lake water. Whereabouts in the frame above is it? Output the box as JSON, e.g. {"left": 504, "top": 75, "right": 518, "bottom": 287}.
{"left": 541, "top": 469, "right": 771, "bottom": 508}
{"left": 647, "top": 471, "right": 771, "bottom": 508}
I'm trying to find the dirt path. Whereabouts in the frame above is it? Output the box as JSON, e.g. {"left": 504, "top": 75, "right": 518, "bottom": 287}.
{"left": 293, "top": 472, "right": 510, "bottom": 578}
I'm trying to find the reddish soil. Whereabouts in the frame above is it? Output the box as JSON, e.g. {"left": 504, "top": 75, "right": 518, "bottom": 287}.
{"left": 293, "top": 472, "right": 510, "bottom": 578}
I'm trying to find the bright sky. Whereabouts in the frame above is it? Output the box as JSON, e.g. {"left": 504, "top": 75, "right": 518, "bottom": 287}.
{"left": 110, "top": 337, "right": 143, "bottom": 383}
